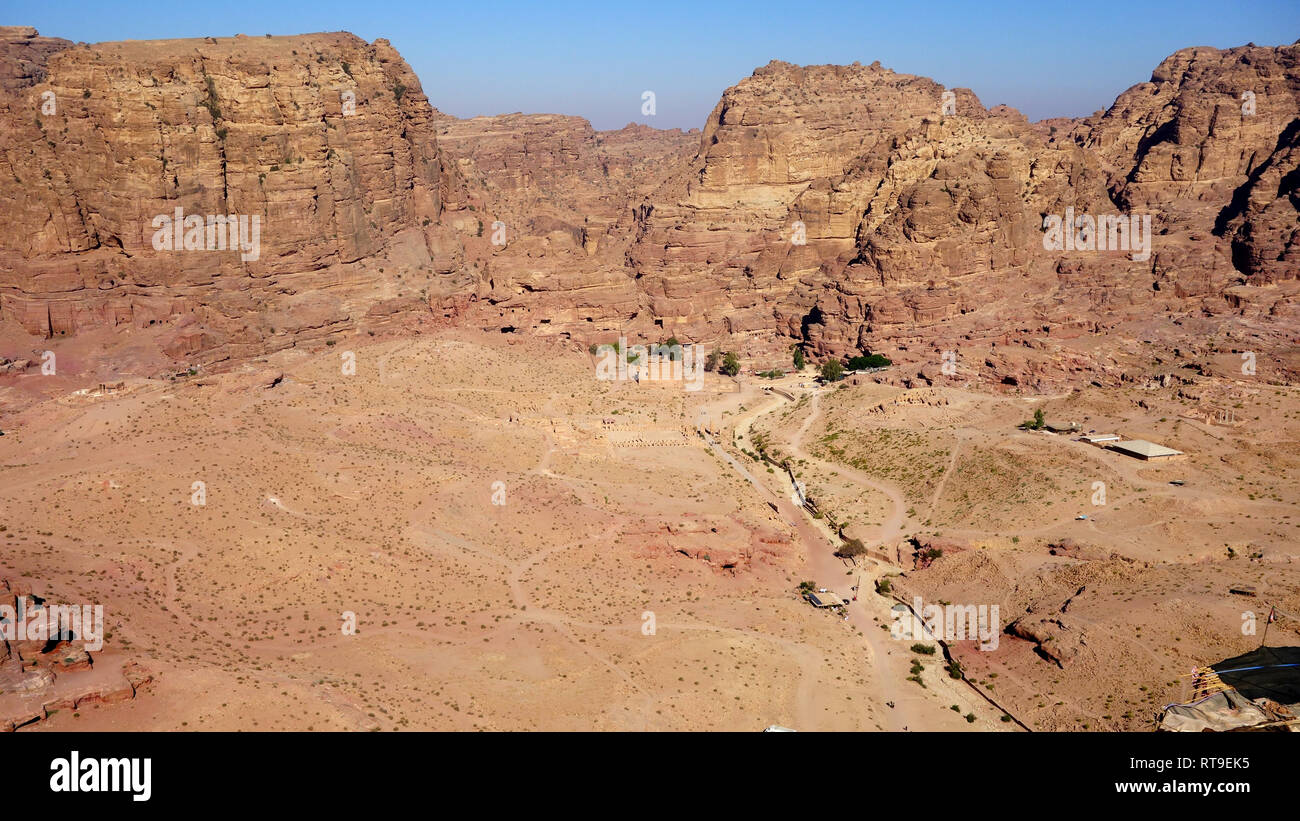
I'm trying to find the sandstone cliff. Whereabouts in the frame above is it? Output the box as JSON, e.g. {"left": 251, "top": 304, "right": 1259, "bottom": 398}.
{"left": 622, "top": 46, "right": 1298, "bottom": 385}
{"left": 434, "top": 113, "right": 695, "bottom": 333}
{"left": 1, "top": 29, "right": 1297, "bottom": 389}
{"left": 0, "top": 28, "right": 473, "bottom": 362}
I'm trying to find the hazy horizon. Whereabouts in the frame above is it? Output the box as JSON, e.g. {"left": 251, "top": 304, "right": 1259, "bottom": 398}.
{"left": 10, "top": 0, "right": 1300, "bottom": 130}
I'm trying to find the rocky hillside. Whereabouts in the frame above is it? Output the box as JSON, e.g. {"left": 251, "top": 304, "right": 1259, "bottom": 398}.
{"left": 625, "top": 46, "right": 1299, "bottom": 384}
{"left": 1, "top": 27, "right": 1296, "bottom": 388}
{"left": 0, "top": 27, "right": 474, "bottom": 362}
{"left": 435, "top": 113, "right": 696, "bottom": 333}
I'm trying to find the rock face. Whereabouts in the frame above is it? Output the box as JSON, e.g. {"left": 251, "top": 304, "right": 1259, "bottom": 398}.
{"left": 0, "top": 576, "right": 152, "bottom": 731}
{"left": 629, "top": 60, "right": 998, "bottom": 345}
{"left": 1, "top": 30, "right": 1297, "bottom": 385}
{"left": 1088, "top": 45, "right": 1300, "bottom": 288}
{"left": 0, "top": 26, "right": 72, "bottom": 94}
{"left": 627, "top": 47, "right": 1299, "bottom": 379}
{"left": 0, "top": 30, "right": 473, "bottom": 361}
{"left": 432, "top": 113, "right": 696, "bottom": 334}
{"left": 1216, "top": 119, "right": 1300, "bottom": 284}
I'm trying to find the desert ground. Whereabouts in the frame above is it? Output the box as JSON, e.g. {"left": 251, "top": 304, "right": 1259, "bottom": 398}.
{"left": 744, "top": 361, "right": 1300, "bottom": 730}
{"left": 2, "top": 329, "right": 1021, "bottom": 731}
{"left": 3, "top": 326, "right": 1298, "bottom": 731}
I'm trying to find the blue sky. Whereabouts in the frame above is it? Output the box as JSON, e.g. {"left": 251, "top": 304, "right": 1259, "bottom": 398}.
{"left": 8, "top": 0, "right": 1298, "bottom": 130}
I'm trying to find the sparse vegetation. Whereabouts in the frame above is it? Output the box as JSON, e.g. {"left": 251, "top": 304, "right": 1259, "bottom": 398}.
{"left": 718, "top": 351, "right": 740, "bottom": 377}
{"left": 1021, "top": 407, "right": 1046, "bottom": 430}
{"left": 845, "top": 353, "right": 891, "bottom": 370}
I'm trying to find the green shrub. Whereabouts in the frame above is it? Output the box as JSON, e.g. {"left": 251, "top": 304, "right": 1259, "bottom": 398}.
{"left": 836, "top": 537, "right": 867, "bottom": 559}
{"left": 820, "top": 359, "right": 844, "bottom": 382}
{"left": 845, "top": 353, "right": 891, "bottom": 370}
{"left": 719, "top": 351, "right": 740, "bottom": 376}
{"left": 1021, "top": 408, "right": 1046, "bottom": 430}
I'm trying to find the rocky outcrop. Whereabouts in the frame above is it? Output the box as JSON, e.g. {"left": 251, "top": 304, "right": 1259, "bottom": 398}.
{"left": 1, "top": 30, "right": 1296, "bottom": 385}
{"left": 435, "top": 113, "right": 694, "bottom": 230}
{"left": 0, "top": 26, "right": 72, "bottom": 95}
{"left": 1090, "top": 45, "right": 1299, "bottom": 212}
{"left": 1216, "top": 119, "right": 1300, "bottom": 283}
{"left": 1086, "top": 44, "right": 1300, "bottom": 288}
{"left": 0, "top": 577, "right": 153, "bottom": 731}
{"left": 0, "top": 30, "right": 475, "bottom": 360}
{"left": 1006, "top": 616, "right": 1085, "bottom": 667}
{"left": 621, "top": 45, "right": 1298, "bottom": 383}
{"left": 435, "top": 113, "right": 696, "bottom": 335}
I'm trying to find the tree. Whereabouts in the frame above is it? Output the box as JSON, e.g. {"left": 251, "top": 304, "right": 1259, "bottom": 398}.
{"left": 1021, "top": 407, "right": 1046, "bottom": 430}
{"left": 704, "top": 348, "right": 721, "bottom": 372}
{"left": 719, "top": 351, "right": 740, "bottom": 377}
{"left": 655, "top": 337, "right": 682, "bottom": 361}
{"left": 846, "top": 353, "right": 891, "bottom": 370}
{"left": 820, "top": 359, "right": 845, "bottom": 382}
{"left": 792, "top": 346, "right": 806, "bottom": 370}
{"left": 835, "top": 537, "right": 867, "bottom": 559}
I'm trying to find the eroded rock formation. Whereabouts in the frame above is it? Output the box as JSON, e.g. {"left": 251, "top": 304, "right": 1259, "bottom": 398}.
{"left": 0, "top": 29, "right": 472, "bottom": 361}
{"left": 1, "top": 28, "right": 1296, "bottom": 387}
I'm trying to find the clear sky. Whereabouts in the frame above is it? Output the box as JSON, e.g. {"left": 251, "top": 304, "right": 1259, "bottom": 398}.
{"left": 8, "top": 0, "right": 1298, "bottom": 131}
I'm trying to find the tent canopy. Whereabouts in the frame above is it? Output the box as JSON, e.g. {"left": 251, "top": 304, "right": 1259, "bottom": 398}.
{"left": 1211, "top": 646, "right": 1300, "bottom": 708}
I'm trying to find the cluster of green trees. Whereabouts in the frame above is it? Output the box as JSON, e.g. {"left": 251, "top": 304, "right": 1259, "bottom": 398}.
{"left": 820, "top": 360, "right": 845, "bottom": 382}
{"left": 1020, "top": 408, "right": 1046, "bottom": 430}
{"left": 655, "top": 337, "right": 682, "bottom": 361}
{"left": 586, "top": 338, "right": 687, "bottom": 366}
{"left": 804, "top": 350, "right": 893, "bottom": 383}
{"left": 845, "top": 353, "right": 892, "bottom": 370}
{"left": 705, "top": 349, "right": 740, "bottom": 376}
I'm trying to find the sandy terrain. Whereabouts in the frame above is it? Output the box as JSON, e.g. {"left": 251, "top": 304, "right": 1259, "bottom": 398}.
{"left": 2, "top": 331, "right": 984, "bottom": 731}
{"left": 3, "top": 329, "right": 1295, "bottom": 732}
{"left": 746, "top": 368, "right": 1300, "bottom": 731}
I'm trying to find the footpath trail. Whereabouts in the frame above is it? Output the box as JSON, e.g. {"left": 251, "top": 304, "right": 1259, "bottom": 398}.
{"left": 704, "top": 378, "right": 1007, "bottom": 731}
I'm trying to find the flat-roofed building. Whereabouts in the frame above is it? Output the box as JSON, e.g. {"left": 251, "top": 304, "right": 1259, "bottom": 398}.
{"left": 1080, "top": 433, "right": 1121, "bottom": 444}
{"left": 1044, "top": 421, "right": 1081, "bottom": 434}
{"left": 807, "top": 591, "right": 845, "bottom": 608}
{"left": 1108, "top": 439, "right": 1184, "bottom": 460}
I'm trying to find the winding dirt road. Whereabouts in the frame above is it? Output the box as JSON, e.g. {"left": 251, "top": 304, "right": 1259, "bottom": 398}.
{"left": 702, "top": 380, "right": 1007, "bottom": 730}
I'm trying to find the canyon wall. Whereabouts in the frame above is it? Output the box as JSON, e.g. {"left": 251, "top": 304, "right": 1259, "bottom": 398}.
{"left": 1, "top": 27, "right": 1296, "bottom": 385}
{"left": 627, "top": 45, "right": 1298, "bottom": 375}
{"left": 0, "top": 27, "right": 473, "bottom": 362}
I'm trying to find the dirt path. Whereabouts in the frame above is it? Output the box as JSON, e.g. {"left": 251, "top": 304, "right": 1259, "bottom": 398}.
{"left": 928, "top": 436, "right": 964, "bottom": 519}
{"left": 705, "top": 383, "right": 1008, "bottom": 731}
{"left": 786, "top": 390, "right": 909, "bottom": 548}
